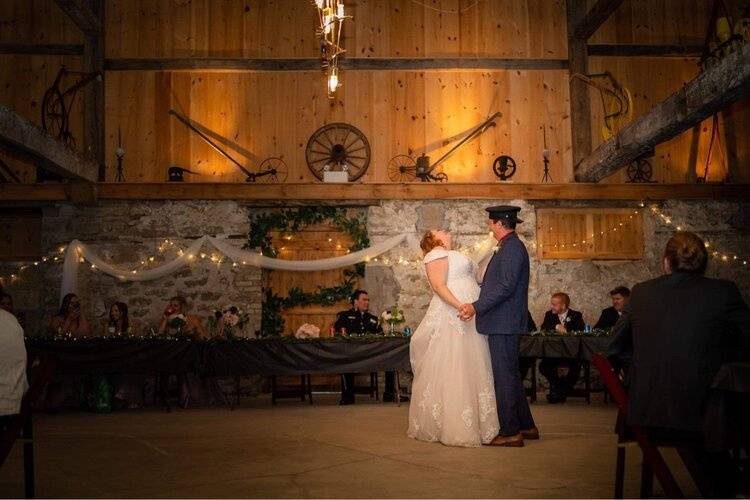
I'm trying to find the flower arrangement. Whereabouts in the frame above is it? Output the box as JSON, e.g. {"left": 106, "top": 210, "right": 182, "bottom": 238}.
{"left": 295, "top": 323, "right": 321, "bottom": 339}
{"left": 207, "top": 306, "right": 251, "bottom": 339}
{"left": 380, "top": 306, "right": 405, "bottom": 334}
{"left": 167, "top": 313, "right": 187, "bottom": 332}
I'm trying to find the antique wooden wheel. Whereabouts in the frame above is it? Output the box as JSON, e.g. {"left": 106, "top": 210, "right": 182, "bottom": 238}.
{"left": 41, "top": 85, "right": 69, "bottom": 146}
{"left": 253, "top": 157, "right": 288, "bottom": 183}
{"left": 305, "top": 123, "right": 370, "bottom": 181}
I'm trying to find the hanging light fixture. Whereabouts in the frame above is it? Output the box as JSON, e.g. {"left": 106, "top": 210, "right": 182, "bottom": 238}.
{"left": 314, "top": 0, "right": 351, "bottom": 99}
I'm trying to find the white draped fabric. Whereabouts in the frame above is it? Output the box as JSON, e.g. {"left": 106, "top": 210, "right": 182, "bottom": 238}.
{"left": 60, "top": 234, "right": 412, "bottom": 301}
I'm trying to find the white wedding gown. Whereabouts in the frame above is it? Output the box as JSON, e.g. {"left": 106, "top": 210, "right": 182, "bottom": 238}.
{"left": 407, "top": 247, "right": 500, "bottom": 447}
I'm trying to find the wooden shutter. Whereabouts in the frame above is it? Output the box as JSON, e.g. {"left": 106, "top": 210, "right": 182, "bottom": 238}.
{"left": 536, "top": 208, "right": 643, "bottom": 260}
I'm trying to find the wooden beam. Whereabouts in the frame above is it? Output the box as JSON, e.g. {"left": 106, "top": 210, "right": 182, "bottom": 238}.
{"left": 53, "top": 0, "right": 102, "bottom": 35}
{"left": 1, "top": 183, "right": 749, "bottom": 202}
{"left": 588, "top": 44, "right": 703, "bottom": 58}
{"left": 574, "top": 0, "right": 625, "bottom": 40}
{"left": 83, "top": 0, "right": 105, "bottom": 180}
{"left": 0, "top": 105, "right": 98, "bottom": 182}
{"left": 576, "top": 43, "right": 750, "bottom": 182}
{"left": 105, "top": 57, "right": 569, "bottom": 72}
{"left": 0, "top": 43, "right": 84, "bottom": 55}
{"left": 567, "top": 0, "right": 593, "bottom": 170}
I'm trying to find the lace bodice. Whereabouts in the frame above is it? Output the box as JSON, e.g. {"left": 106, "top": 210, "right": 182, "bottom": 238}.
{"left": 423, "top": 248, "right": 477, "bottom": 284}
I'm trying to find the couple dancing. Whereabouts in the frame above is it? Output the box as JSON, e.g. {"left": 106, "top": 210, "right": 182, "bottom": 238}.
{"left": 408, "top": 205, "right": 538, "bottom": 447}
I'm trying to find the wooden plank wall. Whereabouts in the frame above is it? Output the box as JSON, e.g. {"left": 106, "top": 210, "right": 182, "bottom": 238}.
{"left": 2, "top": 0, "right": 749, "bottom": 185}
{"left": 0, "top": 0, "right": 84, "bottom": 182}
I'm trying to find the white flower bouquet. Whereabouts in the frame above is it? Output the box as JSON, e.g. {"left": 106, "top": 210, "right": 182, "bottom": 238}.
{"left": 295, "top": 323, "right": 321, "bottom": 339}
{"left": 208, "top": 305, "right": 250, "bottom": 339}
{"left": 380, "top": 306, "right": 405, "bottom": 334}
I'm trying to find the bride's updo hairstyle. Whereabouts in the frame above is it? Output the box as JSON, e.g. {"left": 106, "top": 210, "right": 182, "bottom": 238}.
{"left": 420, "top": 230, "right": 444, "bottom": 255}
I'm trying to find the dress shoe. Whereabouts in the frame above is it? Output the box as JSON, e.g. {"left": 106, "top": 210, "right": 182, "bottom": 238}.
{"left": 520, "top": 427, "right": 540, "bottom": 440}
{"left": 488, "top": 433, "right": 524, "bottom": 447}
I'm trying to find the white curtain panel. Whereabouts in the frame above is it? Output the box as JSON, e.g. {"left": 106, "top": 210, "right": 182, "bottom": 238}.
{"left": 60, "top": 234, "right": 412, "bottom": 301}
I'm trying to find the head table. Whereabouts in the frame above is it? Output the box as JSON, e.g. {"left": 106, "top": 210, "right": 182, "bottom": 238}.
{"left": 25, "top": 333, "right": 614, "bottom": 377}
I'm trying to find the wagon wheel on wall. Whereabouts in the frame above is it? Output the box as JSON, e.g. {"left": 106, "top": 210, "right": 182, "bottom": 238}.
{"left": 305, "top": 123, "right": 371, "bottom": 182}
{"left": 41, "top": 85, "right": 69, "bottom": 147}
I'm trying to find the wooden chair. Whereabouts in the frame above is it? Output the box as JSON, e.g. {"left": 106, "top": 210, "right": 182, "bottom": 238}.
{"left": 0, "top": 354, "right": 57, "bottom": 499}
{"left": 592, "top": 353, "right": 687, "bottom": 498}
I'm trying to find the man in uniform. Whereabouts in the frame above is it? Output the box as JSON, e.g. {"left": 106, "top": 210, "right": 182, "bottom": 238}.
{"left": 459, "top": 205, "right": 538, "bottom": 447}
{"left": 334, "top": 290, "right": 382, "bottom": 405}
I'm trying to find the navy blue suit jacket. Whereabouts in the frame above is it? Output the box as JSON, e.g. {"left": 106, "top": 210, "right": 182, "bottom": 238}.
{"left": 472, "top": 232, "right": 529, "bottom": 335}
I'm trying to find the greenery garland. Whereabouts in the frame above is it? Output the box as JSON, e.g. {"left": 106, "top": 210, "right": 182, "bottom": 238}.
{"left": 246, "top": 207, "right": 369, "bottom": 337}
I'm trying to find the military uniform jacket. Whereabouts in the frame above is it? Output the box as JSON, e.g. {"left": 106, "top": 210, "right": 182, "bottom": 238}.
{"left": 333, "top": 308, "right": 383, "bottom": 334}
{"left": 473, "top": 232, "right": 530, "bottom": 335}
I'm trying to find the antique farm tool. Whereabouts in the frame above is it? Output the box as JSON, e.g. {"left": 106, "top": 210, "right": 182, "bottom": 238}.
{"left": 627, "top": 149, "right": 656, "bottom": 183}
{"left": 387, "top": 112, "right": 502, "bottom": 182}
{"left": 305, "top": 122, "right": 371, "bottom": 181}
{"left": 168, "top": 109, "right": 288, "bottom": 183}
{"left": 570, "top": 72, "right": 632, "bottom": 140}
{"left": 492, "top": 155, "right": 516, "bottom": 181}
{"left": 41, "top": 66, "right": 102, "bottom": 149}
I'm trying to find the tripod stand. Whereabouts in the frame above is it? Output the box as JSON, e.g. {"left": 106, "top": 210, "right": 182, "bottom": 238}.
{"left": 541, "top": 125, "right": 552, "bottom": 183}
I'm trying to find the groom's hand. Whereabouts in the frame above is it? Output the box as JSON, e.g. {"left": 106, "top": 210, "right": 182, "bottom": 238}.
{"left": 458, "top": 303, "right": 476, "bottom": 321}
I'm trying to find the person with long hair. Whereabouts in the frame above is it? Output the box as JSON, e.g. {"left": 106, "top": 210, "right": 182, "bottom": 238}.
{"left": 48, "top": 293, "right": 92, "bottom": 337}
{"left": 107, "top": 301, "right": 130, "bottom": 335}
{"left": 158, "top": 296, "right": 206, "bottom": 338}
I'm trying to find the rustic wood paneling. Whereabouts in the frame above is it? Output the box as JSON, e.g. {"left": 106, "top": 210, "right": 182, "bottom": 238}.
{"left": 264, "top": 223, "right": 359, "bottom": 336}
{"left": 0, "top": 208, "right": 42, "bottom": 261}
{"left": 588, "top": 56, "right": 733, "bottom": 183}
{"left": 104, "top": 0, "right": 568, "bottom": 59}
{"left": 104, "top": 69, "right": 573, "bottom": 183}
{"left": 536, "top": 207, "right": 643, "bottom": 260}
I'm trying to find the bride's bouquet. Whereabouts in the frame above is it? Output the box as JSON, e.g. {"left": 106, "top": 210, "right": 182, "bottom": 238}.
{"left": 380, "top": 306, "right": 405, "bottom": 335}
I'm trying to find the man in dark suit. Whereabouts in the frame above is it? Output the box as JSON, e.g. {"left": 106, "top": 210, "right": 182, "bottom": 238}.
{"left": 538, "top": 292, "right": 586, "bottom": 403}
{"left": 594, "top": 286, "right": 630, "bottom": 330}
{"left": 459, "top": 205, "right": 538, "bottom": 447}
{"left": 334, "top": 290, "right": 382, "bottom": 405}
{"left": 609, "top": 231, "right": 750, "bottom": 497}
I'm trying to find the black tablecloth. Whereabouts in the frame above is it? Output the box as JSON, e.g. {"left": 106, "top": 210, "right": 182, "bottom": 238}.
{"left": 519, "top": 334, "right": 612, "bottom": 360}
{"left": 27, "top": 337, "right": 411, "bottom": 377}
{"left": 28, "top": 334, "right": 612, "bottom": 377}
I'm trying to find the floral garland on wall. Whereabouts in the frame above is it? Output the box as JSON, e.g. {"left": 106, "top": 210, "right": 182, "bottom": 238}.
{"left": 246, "top": 207, "right": 369, "bottom": 337}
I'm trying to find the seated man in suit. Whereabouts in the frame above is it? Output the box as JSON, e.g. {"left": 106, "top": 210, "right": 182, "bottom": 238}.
{"left": 538, "top": 292, "right": 586, "bottom": 403}
{"left": 334, "top": 289, "right": 382, "bottom": 405}
{"left": 594, "top": 286, "right": 630, "bottom": 330}
{"left": 608, "top": 231, "right": 750, "bottom": 497}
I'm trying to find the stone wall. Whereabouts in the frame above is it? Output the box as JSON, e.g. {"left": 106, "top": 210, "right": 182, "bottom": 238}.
{"left": 2, "top": 201, "right": 262, "bottom": 336}
{"left": 2, "top": 199, "right": 749, "bottom": 337}
{"left": 364, "top": 200, "right": 750, "bottom": 330}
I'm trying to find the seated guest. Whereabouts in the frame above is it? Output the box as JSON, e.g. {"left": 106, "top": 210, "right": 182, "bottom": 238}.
{"left": 106, "top": 301, "right": 130, "bottom": 336}
{"left": 0, "top": 308, "right": 27, "bottom": 422}
{"left": 334, "top": 289, "right": 382, "bottom": 405}
{"left": 158, "top": 296, "right": 206, "bottom": 338}
{"left": 538, "top": 292, "right": 586, "bottom": 403}
{"left": 0, "top": 292, "right": 25, "bottom": 330}
{"left": 609, "top": 231, "right": 750, "bottom": 497}
{"left": 594, "top": 286, "right": 630, "bottom": 330}
{"left": 48, "top": 293, "right": 92, "bottom": 337}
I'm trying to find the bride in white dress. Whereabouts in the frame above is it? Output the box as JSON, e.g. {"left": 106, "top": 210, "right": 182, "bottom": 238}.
{"left": 408, "top": 229, "right": 500, "bottom": 447}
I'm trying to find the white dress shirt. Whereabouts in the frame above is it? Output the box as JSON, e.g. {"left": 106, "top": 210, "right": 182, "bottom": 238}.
{"left": 0, "top": 309, "right": 27, "bottom": 416}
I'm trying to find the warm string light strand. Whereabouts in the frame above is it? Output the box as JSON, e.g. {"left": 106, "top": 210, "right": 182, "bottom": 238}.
{"left": 536, "top": 210, "right": 641, "bottom": 251}
{"left": 646, "top": 203, "right": 748, "bottom": 266}
{"left": 3, "top": 204, "right": 746, "bottom": 286}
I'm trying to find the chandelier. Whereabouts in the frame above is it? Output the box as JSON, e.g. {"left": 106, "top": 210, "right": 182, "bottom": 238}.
{"left": 314, "top": 0, "right": 351, "bottom": 98}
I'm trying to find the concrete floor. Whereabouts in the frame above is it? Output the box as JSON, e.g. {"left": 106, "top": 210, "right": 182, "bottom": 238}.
{"left": 0, "top": 394, "right": 700, "bottom": 498}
